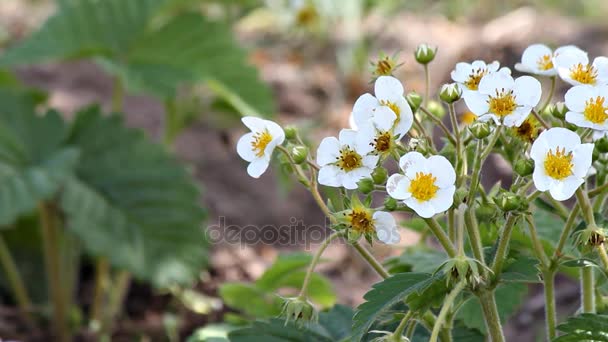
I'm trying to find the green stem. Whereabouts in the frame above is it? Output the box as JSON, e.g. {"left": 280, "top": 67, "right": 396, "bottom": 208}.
{"left": 90, "top": 258, "right": 110, "bottom": 331}
{"left": 430, "top": 282, "right": 465, "bottom": 342}
{"left": 491, "top": 214, "right": 518, "bottom": 275}
{"left": 419, "top": 106, "right": 457, "bottom": 145}
{"left": 421, "top": 312, "right": 451, "bottom": 342}
{"left": 456, "top": 204, "right": 466, "bottom": 256}
{"left": 575, "top": 187, "right": 596, "bottom": 228}
{"left": 581, "top": 267, "right": 595, "bottom": 313}
{"left": 478, "top": 291, "right": 505, "bottom": 342}
{"left": 545, "top": 194, "right": 570, "bottom": 220}
{"left": 464, "top": 207, "right": 486, "bottom": 265}
{"left": 352, "top": 241, "right": 390, "bottom": 279}
{"left": 103, "top": 270, "right": 131, "bottom": 335}
{"left": 0, "top": 234, "right": 33, "bottom": 324}
{"left": 299, "top": 232, "right": 343, "bottom": 297}
{"left": 424, "top": 218, "right": 457, "bottom": 258}
{"left": 531, "top": 109, "right": 550, "bottom": 129}
{"left": 412, "top": 114, "right": 436, "bottom": 153}
{"left": 392, "top": 311, "right": 414, "bottom": 341}
{"left": 539, "top": 76, "right": 556, "bottom": 112}
{"left": 424, "top": 64, "right": 430, "bottom": 108}
{"left": 448, "top": 208, "right": 456, "bottom": 243}
{"left": 543, "top": 270, "right": 557, "bottom": 340}
{"left": 553, "top": 204, "right": 580, "bottom": 261}
{"left": 448, "top": 103, "right": 463, "bottom": 187}
{"left": 525, "top": 215, "right": 549, "bottom": 268}
{"left": 39, "top": 202, "right": 70, "bottom": 342}
{"left": 597, "top": 245, "right": 608, "bottom": 271}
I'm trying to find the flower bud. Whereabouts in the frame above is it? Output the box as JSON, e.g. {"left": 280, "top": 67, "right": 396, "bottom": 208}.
{"left": 514, "top": 158, "right": 534, "bottom": 177}
{"left": 372, "top": 167, "right": 388, "bottom": 184}
{"left": 454, "top": 187, "right": 468, "bottom": 204}
{"left": 495, "top": 191, "right": 524, "bottom": 212}
{"left": 284, "top": 125, "right": 298, "bottom": 140}
{"left": 427, "top": 100, "right": 446, "bottom": 118}
{"left": 280, "top": 297, "right": 318, "bottom": 325}
{"left": 384, "top": 197, "right": 397, "bottom": 211}
{"left": 291, "top": 145, "right": 308, "bottom": 164}
{"left": 357, "top": 178, "right": 374, "bottom": 194}
{"left": 439, "top": 83, "right": 462, "bottom": 104}
{"left": 414, "top": 43, "right": 437, "bottom": 64}
{"left": 593, "top": 145, "right": 600, "bottom": 163}
{"left": 469, "top": 121, "right": 491, "bottom": 139}
{"left": 549, "top": 102, "right": 568, "bottom": 119}
{"left": 597, "top": 136, "right": 608, "bottom": 153}
{"left": 475, "top": 202, "right": 499, "bottom": 221}
{"left": 406, "top": 92, "right": 423, "bottom": 112}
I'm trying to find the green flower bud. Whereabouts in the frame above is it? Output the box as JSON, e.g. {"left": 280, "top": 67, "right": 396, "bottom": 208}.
{"left": 475, "top": 202, "right": 499, "bottom": 221}
{"left": 495, "top": 191, "right": 524, "bottom": 212}
{"left": 291, "top": 145, "right": 308, "bottom": 164}
{"left": 439, "top": 83, "right": 462, "bottom": 104}
{"left": 597, "top": 136, "right": 608, "bottom": 153}
{"left": 414, "top": 43, "right": 437, "bottom": 65}
{"left": 468, "top": 121, "right": 492, "bottom": 139}
{"left": 372, "top": 167, "right": 388, "bottom": 184}
{"left": 549, "top": 102, "right": 568, "bottom": 120}
{"left": 427, "top": 100, "right": 446, "bottom": 118}
{"left": 384, "top": 197, "right": 397, "bottom": 211}
{"left": 284, "top": 125, "right": 298, "bottom": 140}
{"left": 454, "top": 187, "right": 468, "bottom": 204}
{"left": 357, "top": 178, "right": 374, "bottom": 194}
{"left": 406, "top": 92, "right": 423, "bottom": 112}
{"left": 593, "top": 144, "right": 600, "bottom": 163}
{"left": 280, "top": 296, "right": 318, "bottom": 325}
{"left": 514, "top": 158, "right": 535, "bottom": 177}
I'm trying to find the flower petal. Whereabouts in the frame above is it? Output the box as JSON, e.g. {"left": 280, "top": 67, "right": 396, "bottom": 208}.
{"left": 373, "top": 211, "right": 400, "bottom": 244}
{"left": 386, "top": 174, "right": 411, "bottom": 200}
{"left": 427, "top": 155, "right": 456, "bottom": 188}
{"left": 393, "top": 97, "right": 414, "bottom": 138}
{"left": 339, "top": 129, "right": 358, "bottom": 148}
{"left": 463, "top": 91, "right": 490, "bottom": 116}
{"left": 478, "top": 71, "right": 515, "bottom": 95}
{"left": 342, "top": 167, "right": 372, "bottom": 189}
{"left": 399, "top": 152, "right": 428, "bottom": 178}
{"left": 318, "top": 165, "right": 343, "bottom": 187}
{"left": 317, "top": 137, "right": 341, "bottom": 166}
{"left": 241, "top": 116, "right": 266, "bottom": 132}
{"left": 565, "top": 85, "right": 594, "bottom": 113}
{"left": 247, "top": 158, "right": 270, "bottom": 178}
{"left": 352, "top": 93, "right": 379, "bottom": 126}
{"left": 572, "top": 143, "right": 594, "bottom": 178}
{"left": 375, "top": 76, "right": 404, "bottom": 103}
{"left": 503, "top": 106, "right": 532, "bottom": 127}
{"left": 371, "top": 106, "right": 397, "bottom": 131}
{"left": 549, "top": 177, "right": 583, "bottom": 201}
{"left": 404, "top": 198, "right": 437, "bottom": 218}
{"left": 362, "top": 155, "right": 380, "bottom": 169}
{"left": 513, "top": 76, "right": 542, "bottom": 107}
{"left": 236, "top": 132, "right": 256, "bottom": 162}
{"left": 593, "top": 56, "right": 608, "bottom": 85}
{"left": 520, "top": 44, "right": 553, "bottom": 74}
{"left": 429, "top": 186, "right": 455, "bottom": 213}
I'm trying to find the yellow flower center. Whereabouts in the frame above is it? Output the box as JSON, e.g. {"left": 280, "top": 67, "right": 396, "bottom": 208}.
{"left": 409, "top": 172, "right": 439, "bottom": 202}
{"left": 464, "top": 68, "right": 488, "bottom": 91}
{"left": 461, "top": 111, "right": 478, "bottom": 125}
{"left": 570, "top": 63, "right": 597, "bottom": 85}
{"left": 348, "top": 208, "right": 374, "bottom": 234}
{"left": 371, "top": 131, "right": 393, "bottom": 153}
{"left": 536, "top": 54, "right": 554, "bottom": 71}
{"left": 583, "top": 96, "right": 608, "bottom": 124}
{"left": 374, "top": 57, "right": 395, "bottom": 76}
{"left": 337, "top": 147, "right": 363, "bottom": 171}
{"left": 488, "top": 89, "right": 517, "bottom": 117}
{"left": 544, "top": 147, "right": 573, "bottom": 180}
{"left": 295, "top": 5, "right": 318, "bottom": 26}
{"left": 512, "top": 117, "right": 538, "bottom": 143}
{"left": 251, "top": 130, "right": 273, "bottom": 157}
{"left": 379, "top": 100, "right": 401, "bottom": 123}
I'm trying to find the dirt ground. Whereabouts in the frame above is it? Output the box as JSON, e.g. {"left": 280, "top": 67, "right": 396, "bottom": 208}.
{"left": 1, "top": 1, "right": 608, "bottom": 340}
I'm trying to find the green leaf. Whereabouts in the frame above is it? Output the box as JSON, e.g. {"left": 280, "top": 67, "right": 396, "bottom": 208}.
{"left": 352, "top": 272, "right": 444, "bottom": 341}
{"left": 60, "top": 106, "right": 206, "bottom": 288}
{"left": 456, "top": 283, "right": 527, "bottom": 334}
{"left": 186, "top": 323, "right": 236, "bottom": 342}
{"left": 255, "top": 253, "right": 316, "bottom": 290}
{"left": 218, "top": 283, "right": 282, "bottom": 318}
{"left": 0, "top": 1, "right": 274, "bottom": 117}
{"left": 384, "top": 247, "right": 447, "bottom": 274}
{"left": 318, "top": 305, "right": 354, "bottom": 341}
{"left": 555, "top": 314, "right": 608, "bottom": 341}
{"left": 501, "top": 256, "right": 541, "bottom": 283}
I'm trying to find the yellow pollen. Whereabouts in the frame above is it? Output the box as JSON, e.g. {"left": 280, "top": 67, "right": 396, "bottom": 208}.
{"left": 348, "top": 209, "right": 374, "bottom": 234}
{"left": 513, "top": 117, "right": 538, "bottom": 143}
{"left": 374, "top": 58, "right": 394, "bottom": 76}
{"left": 371, "top": 131, "right": 393, "bottom": 153}
{"left": 251, "top": 130, "right": 273, "bottom": 157}
{"left": 488, "top": 88, "right": 517, "bottom": 117}
{"left": 537, "top": 54, "right": 554, "bottom": 71}
{"left": 544, "top": 147, "right": 573, "bottom": 180}
{"left": 379, "top": 100, "right": 401, "bottom": 122}
{"left": 583, "top": 96, "right": 608, "bottom": 124}
{"left": 409, "top": 172, "right": 439, "bottom": 202}
{"left": 570, "top": 63, "right": 597, "bottom": 84}
{"left": 464, "top": 68, "right": 488, "bottom": 91}
{"left": 461, "top": 111, "right": 478, "bottom": 125}
{"left": 336, "top": 147, "right": 363, "bottom": 171}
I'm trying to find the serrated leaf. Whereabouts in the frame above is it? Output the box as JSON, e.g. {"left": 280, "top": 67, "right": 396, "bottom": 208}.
{"left": 60, "top": 106, "right": 206, "bottom": 288}
{"left": 352, "top": 272, "right": 443, "bottom": 341}
{"left": 501, "top": 256, "right": 541, "bottom": 283}
{"left": 456, "top": 283, "right": 527, "bottom": 334}
{"left": 384, "top": 247, "right": 447, "bottom": 274}
{"left": 555, "top": 314, "right": 608, "bottom": 341}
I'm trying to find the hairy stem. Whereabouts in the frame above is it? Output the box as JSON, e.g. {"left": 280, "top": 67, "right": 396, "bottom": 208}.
{"left": 352, "top": 241, "right": 390, "bottom": 279}
{"left": 581, "top": 267, "right": 595, "bottom": 313}
{"left": 419, "top": 106, "right": 456, "bottom": 145}
{"left": 424, "top": 218, "right": 457, "bottom": 258}
{"left": 525, "top": 215, "right": 549, "bottom": 268}
{"left": 597, "top": 245, "right": 608, "bottom": 271}
{"left": 531, "top": 109, "right": 550, "bottom": 129}
{"left": 479, "top": 291, "right": 505, "bottom": 342}
{"left": 430, "top": 281, "right": 464, "bottom": 342}
{"left": 392, "top": 311, "right": 414, "bottom": 341}
{"left": 424, "top": 64, "right": 430, "bottom": 108}
{"left": 543, "top": 270, "right": 557, "bottom": 340}
{"left": 491, "top": 214, "right": 518, "bottom": 275}
{"left": 299, "top": 232, "right": 343, "bottom": 297}
{"left": 553, "top": 204, "right": 580, "bottom": 261}
{"left": 90, "top": 258, "right": 110, "bottom": 330}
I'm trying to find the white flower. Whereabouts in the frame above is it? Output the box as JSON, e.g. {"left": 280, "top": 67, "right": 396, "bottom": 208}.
{"left": 565, "top": 85, "right": 608, "bottom": 130}
{"left": 341, "top": 206, "right": 401, "bottom": 244}
{"left": 530, "top": 127, "right": 594, "bottom": 201}
{"left": 237, "top": 117, "right": 285, "bottom": 178}
{"left": 355, "top": 106, "right": 398, "bottom": 156}
{"left": 463, "top": 71, "right": 542, "bottom": 127}
{"left": 351, "top": 76, "right": 414, "bottom": 139}
{"left": 386, "top": 152, "right": 456, "bottom": 218}
{"left": 553, "top": 47, "right": 608, "bottom": 86}
{"left": 317, "top": 129, "right": 379, "bottom": 189}
{"left": 451, "top": 60, "right": 510, "bottom": 94}
{"left": 515, "top": 44, "right": 558, "bottom": 76}
{"left": 373, "top": 211, "right": 401, "bottom": 244}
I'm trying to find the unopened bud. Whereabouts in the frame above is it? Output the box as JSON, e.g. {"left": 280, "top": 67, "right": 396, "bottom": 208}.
{"left": 384, "top": 197, "right": 397, "bottom": 211}
{"left": 414, "top": 43, "right": 437, "bottom": 65}
{"left": 439, "top": 83, "right": 462, "bottom": 104}
{"left": 550, "top": 102, "right": 568, "bottom": 120}
{"left": 284, "top": 125, "right": 298, "bottom": 140}
{"left": 514, "top": 158, "right": 535, "bottom": 177}
{"left": 372, "top": 167, "right": 388, "bottom": 184}
{"left": 597, "top": 136, "right": 608, "bottom": 153}
{"left": 357, "top": 178, "right": 374, "bottom": 194}
{"left": 291, "top": 145, "right": 308, "bottom": 164}
{"left": 427, "top": 100, "right": 446, "bottom": 118}
{"left": 495, "top": 191, "right": 524, "bottom": 212}
{"left": 454, "top": 187, "right": 468, "bottom": 204}
{"left": 280, "top": 297, "right": 318, "bottom": 325}
{"left": 469, "top": 121, "right": 491, "bottom": 139}
{"left": 406, "top": 92, "right": 423, "bottom": 112}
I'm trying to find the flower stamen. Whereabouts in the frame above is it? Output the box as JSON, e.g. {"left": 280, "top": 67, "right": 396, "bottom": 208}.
{"left": 488, "top": 88, "right": 517, "bottom": 117}
{"left": 251, "top": 130, "right": 273, "bottom": 157}
{"left": 544, "top": 147, "right": 573, "bottom": 180}
{"left": 348, "top": 208, "right": 374, "bottom": 233}
{"left": 570, "top": 63, "right": 597, "bottom": 85}
{"left": 464, "top": 67, "right": 488, "bottom": 91}
{"left": 583, "top": 96, "right": 608, "bottom": 124}
{"left": 536, "top": 54, "right": 554, "bottom": 71}
{"left": 370, "top": 131, "right": 393, "bottom": 153}
{"left": 409, "top": 172, "right": 439, "bottom": 202}
{"left": 336, "top": 147, "right": 363, "bottom": 171}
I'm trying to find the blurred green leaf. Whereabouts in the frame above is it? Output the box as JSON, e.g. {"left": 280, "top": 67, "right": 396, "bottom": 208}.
{"left": 501, "top": 256, "right": 541, "bottom": 283}
{"left": 218, "top": 283, "right": 282, "bottom": 318}
{"left": 554, "top": 313, "right": 608, "bottom": 341}
{"left": 384, "top": 247, "right": 447, "bottom": 274}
